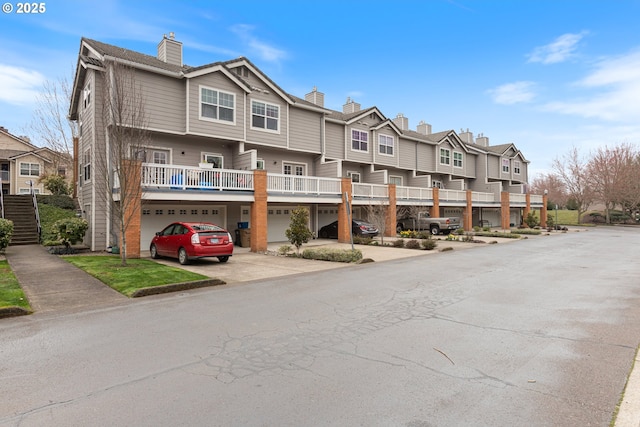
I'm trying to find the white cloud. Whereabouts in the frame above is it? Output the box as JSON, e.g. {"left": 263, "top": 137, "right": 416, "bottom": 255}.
{"left": 543, "top": 49, "right": 640, "bottom": 121}
{"left": 528, "top": 32, "right": 587, "bottom": 64}
{"left": 231, "top": 24, "right": 287, "bottom": 63}
{"left": 0, "top": 64, "right": 45, "bottom": 105}
{"left": 487, "top": 81, "right": 536, "bottom": 105}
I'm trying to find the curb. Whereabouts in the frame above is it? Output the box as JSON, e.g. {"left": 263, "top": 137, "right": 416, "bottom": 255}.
{"left": 130, "top": 278, "right": 226, "bottom": 298}
{"left": 0, "top": 306, "right": 32, "bottom": 319}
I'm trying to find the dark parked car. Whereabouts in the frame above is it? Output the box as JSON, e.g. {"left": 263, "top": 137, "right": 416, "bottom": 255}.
{"left": 150, "top": 222, "right": 234, "bottom": 265}
{"left": 318, "top": 219, "right": 379, "bottom": 239}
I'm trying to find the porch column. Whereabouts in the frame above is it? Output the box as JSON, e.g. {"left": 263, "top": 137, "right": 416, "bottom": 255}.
{"left": 541, "top": 193, "right": 548, "bottom": 228}
{"left": 432, "top": 187, "right": 440, "bottom": 218}
{"left": 122, "top": 159, "right": 141, "bottom": 258}
{"left": 464, "top": 190, "right": 473, "bottom": 231}
{"left": 500, "top": 191, "right": 510, "bottom": 230}
{"left": 385, "top": 184, "right": 397, "bottom": 237}
{"left": 523, "top": 193, "right": 531, "bottom": 222}
{"left": 251, "top": 170, "right": 268, "bottom": 252}
{"left": 338, "top": 178, "right": 352, "bottom": 243}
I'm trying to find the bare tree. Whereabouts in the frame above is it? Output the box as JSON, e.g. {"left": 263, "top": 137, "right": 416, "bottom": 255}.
{"left": 95, "top": 60, "right": 150, "bottom": 266}
{"left": 530, "top": 173, "right": 568, "bottom": 209}
{"left": 364, "top": 201, "right": 388, "bottom": 244}
{"left": 552, "top": 146, "right": 593, "bottom": 224}
{"left": 30, "top": 74, "right": 77, "bottom": 178}
{"left": 619, "top": 151, "right": 640, "bottom": 216}
{"left": 396, "top": 205, "right": 428, "bottom": 232}
{"left": 587, "top": 143, "right": 638, "bottom": 223}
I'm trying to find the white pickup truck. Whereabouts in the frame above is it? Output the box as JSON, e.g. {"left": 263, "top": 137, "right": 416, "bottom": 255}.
{"left": 396, "top": 212, "right": 461, "bottom": 235}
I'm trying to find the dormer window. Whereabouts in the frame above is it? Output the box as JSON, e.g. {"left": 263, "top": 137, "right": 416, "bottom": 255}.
{"left": 251, "top": 101, "right": 279, "bottom": 132}
{"left": 351, "top": 130, "right": 368, "bottom": 152}
{"left": 378, "top": 134, "right": 394, "bottom": 156}
{"left": 440, "top": 148, "right": 451, "bottom": 165}
{"left": 502, "top": 159, "right": 510, "bottom": 173}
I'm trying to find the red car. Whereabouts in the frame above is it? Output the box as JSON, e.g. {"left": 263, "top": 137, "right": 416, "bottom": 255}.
{"left": 150, "top": 222, "right": 234, "bottom": 265}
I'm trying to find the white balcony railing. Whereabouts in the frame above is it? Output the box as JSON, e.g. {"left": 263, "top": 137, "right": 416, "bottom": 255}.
{"left": 438, "top": 189, "right": 467, "bottom": 202}
{"left": 396, "top": 185, "right": 433, "bottom": 201}
{"left": 141, "top": 164, "right": 254, "bottom": 191}
{"left": 352, "top": 183, "right": 389, "bottom": 198}
{"left": 530, "top": 194, "right": 544, "bottom": 205}
{"left": 510, "top": 193, "right": 527, "bottom": 204}
{"left": 267, "top": 174, "right": 341, "bottom": 195}
{"left": 472, "top": 191, "right": 497, "bottom": 203}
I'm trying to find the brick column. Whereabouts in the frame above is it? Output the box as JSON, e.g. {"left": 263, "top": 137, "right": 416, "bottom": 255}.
{"left": 385, "top": 184, "right": 397, "bottom": 237}
{"left": 432, "top": 187, "right": 440, "bottom": 218}
{"left": 251, "top": 170, "right": 268, "bottom": 252}
{"left": 500, "top": 191, "right": 510, "bottom": 230}
{"left": 122, "top": 159, "right": 141, "bottom": 258}
{"left": 541, "top": 193, "right": 548, "bottom": 228}
{"left": 338, "top": 178, "right": 352, "bottom": 243}
{"left": 464, "top": 190, "right": 473, "bottom": 231}
{"left": 523, "top": 193, "right": 531, "bottom": 222}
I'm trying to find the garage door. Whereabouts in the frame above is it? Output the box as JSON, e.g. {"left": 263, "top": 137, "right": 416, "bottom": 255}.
{"left": 317, "top": 206, "right": 339, "bottom": 231}
{"left": 267, "top": 206, "right": 304, "bottom": 242}
{"left": 140, "top": 204, "right": 226, "bottom": 250}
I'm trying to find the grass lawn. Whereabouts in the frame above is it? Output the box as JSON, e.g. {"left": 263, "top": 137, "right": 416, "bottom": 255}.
{"left": 0, "top": 260, "right": 31, "bottom": 311}
{"left": 63, "top": 255, "right": 209, "bottom": 297}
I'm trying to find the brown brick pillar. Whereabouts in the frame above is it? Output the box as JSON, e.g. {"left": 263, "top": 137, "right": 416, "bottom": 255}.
{"left": 432, "top": 187, "right": 440, "bottom": 218}
{"left": 338, "top": 178, "right": 352, "bottom": 243}
{"left": 523, "top": 193, "right": 531, "bottom": 223}
{"left": 541, "top": 193, "right": 548, "bottom": 228}
{"left": 464, "top": 190, "right": 473, "bottom": 231}
{"left": 500, "top": 191, "right": 510, "bottom": 230}
{"left": 386, "top": 184, "right": 397, "bottom": 237}
{"left": 251, "top": 170, "right": 268, "bottom": 252}
{"left": 122, "top": 159, "right": 141, "bottom": 258}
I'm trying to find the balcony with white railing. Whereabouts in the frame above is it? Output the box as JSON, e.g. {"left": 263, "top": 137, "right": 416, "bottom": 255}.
{"left": 396, "top": 185, "right": 433, "bottom": 201}
{"left": 472, "top": 191, "right": 498, "bottom": 204}
{"left": 438, "top": 189, "right": 467, "bottom": 202}
{"left": 141, "top": 164, "right": 254, "bottom": 191}
{"left": 267, "top": 174, "right": 342, "bottom": 196}
{"left": 530, "top": 194, "right": 544, "bottom": 205}
{"left": 352, "top": 183, "right": 389, "bottom": 198}
{"left": 510, "top": 193, "right": 527, "bottom": 204}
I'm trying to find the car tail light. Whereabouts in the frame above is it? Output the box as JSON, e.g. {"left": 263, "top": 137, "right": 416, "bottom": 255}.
{"left": 191, "top": 233, "right": 200, "bottom": 245}
{"left": 360, "top": 225, "right": 367, "bottom": 231}
{"left": 446, "top": 219, "right": 450, "bottom": 224}
{"left": 227, "top": 232, "right": 233, "bottom": 243}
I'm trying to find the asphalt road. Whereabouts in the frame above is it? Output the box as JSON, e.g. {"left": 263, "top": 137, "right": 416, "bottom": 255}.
{"left": 1, "top": 227, "right": 639, "bottom": 426}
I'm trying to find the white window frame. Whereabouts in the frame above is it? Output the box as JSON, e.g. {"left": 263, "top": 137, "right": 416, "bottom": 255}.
{"left": 199, "top": 85, "right": 235, "bottom": 124}
{"left": 201, "top": 152, "right": 223, "bottom": 168}
{"left": 19, "top": 162, "right": 40, "bottom": 177}
{"left": 256, "top": 159, "right": 265, "bottom": 170}
{"left": 131, "top": 146, "right": 170, "bottom": 164}
{"left": 514, "top": 160, "right": 521, "bottom": 174}
{"left": 347, "top": 171, "right": 361, "bottom": 183}
{"left": 19, "top": 187, "right": 40, "bottom": 194}
{"left": 432, "top": 180, "right": 443, "bottom": 189}
{"left": 351, "top": 129, "right": 369, "bottom": 152}
{"left": 251, "top": 100, "right": 280, "bottom": 133}
{"left": 502, "top": 159, "right": 510, "bottom": 173}
{"left": 83, "top": 82, "right": 91, "bottom": 109}
{"left": 283, "top": 162, "right": 306, "bottom": 176}
{"left": 440, "top": 148, "right": 451, "bottom": 165}
{"left": 83, "top": 148, "right": 91, "bottom": 183}
{"left": 453, "top": 151, "right": 463, "bottom": 168}
{"left": 378, "top": 134, "right": 394, "bottom": 156}
{"left": 389, "top": 175, "right": 403, "bottom": 185}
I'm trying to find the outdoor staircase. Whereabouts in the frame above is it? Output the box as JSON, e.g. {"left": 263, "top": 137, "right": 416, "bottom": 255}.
{"left": 3, "top": 195, "right": 39, "bottom": 245}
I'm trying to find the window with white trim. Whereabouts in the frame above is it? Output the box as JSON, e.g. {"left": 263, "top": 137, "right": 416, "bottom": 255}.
{"left": 440, "top": 148, "right": 451, "bottom": 165}
{"left": 132, "top": 147, "right": 169, "bottom": 164}
{"left": 283, "top": 162, "right": 305, "bottom": 176}
{"left": 453, "top": 151, "right": 463, "bottom": 168}
{"left": 389, "top": 175, "right": 402, "bottom": 185}
{"left": 83, "top": 148, "right": 91, "bottom": 182}
{"left": 251, "top": 100, "right": 279, "bottom": 131}
{"left": 83, "top": 82, "right": 91, "bottom": 109}
{"left": 256, "top": 159, "right": 265, "bottom": 170}
{"left": 502, "top": 159, "right": 510, "bottom": 173}
{"left": 347, "top": 171, "right": 361, "bottom": 183}
{"left": 351, "top": 130, "right": 368, "bottom": 151}
{"left": 514, "top": 161, "right": 521, "bottom": 174}
{"left": 202, "top": 153, "right": 223, "bottom": 168}
{"left": 200, "top": 86, "right": 235, "bottom": 122}
{"left": 378, "top": 134, "right": 394, "bottom": 155}
{"left": 19, "top": 187, "right": 40, "bottom": 194}
{"left": 432, "top": 180, "right": 443, "bottom": 189}
{"left": 19, "top": 162, "right": 40, "bottom": 177}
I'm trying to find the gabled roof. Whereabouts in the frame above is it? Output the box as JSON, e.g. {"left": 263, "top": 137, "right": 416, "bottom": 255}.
{"left": 484, "top": 142, "right": 529, "bottom": 162}
{"left": 0, "top": 127, "right": 38, "bottom": 149}
{"left": 82, "top": 38, "right": 185, "bottom": 74}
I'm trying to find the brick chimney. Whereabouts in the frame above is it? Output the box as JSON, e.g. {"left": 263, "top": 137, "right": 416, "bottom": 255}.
{"left": 305, "top": 86, "right": 325, "bottom": 107}
{"left": 392, "top": 113, "right": 408, "bottom": 130}
{"left": 416, "top": 120, "right": 432, "bottom": 135}
{"left": 157, "top": 32, "right": 183, "bottom": 66}
{"left": 343, "top": 97, "right": 361, "bottom": 114}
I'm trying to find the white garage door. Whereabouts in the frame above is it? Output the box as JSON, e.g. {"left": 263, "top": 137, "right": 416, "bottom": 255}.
{"left": 140, "top": 204, "right": 226, "bottom": 250}
{"left": 267, "top": 206, "right": 303, "bottom": 242}
{"left": 317, "top": 206, "right": 339, "bottom": 231}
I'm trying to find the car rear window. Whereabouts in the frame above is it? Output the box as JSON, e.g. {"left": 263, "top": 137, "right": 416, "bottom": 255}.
{"left": 191, "top": 224, "right": 224, "bottom": 232}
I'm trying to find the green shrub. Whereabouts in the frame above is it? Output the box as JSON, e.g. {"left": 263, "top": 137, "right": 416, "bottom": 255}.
{"left": 39, "top": 203, "right": 78, "bottom": 244}
{"left": 454, "top": 228, "right": 465, "bottom": 235}
{"left": 0, "top": 219, "right": 14, "bottom": 252}
{"left": 36, "top": 194, "right": 76, "bottom": 210}
{"left": 51, "top": 217, "right": 88, "bottom": 249}
{"left": 474, "top": 231, "right": 522, "bottom": 239}
{"left": 473, "top": 226, "right": 481, "bottom": 232}
{"left": 39, "top": 174, "right": 71, "bottom": 195}
{"left": 392, "top": 239, "right": 405, "bottom": 248}
{"left": 482, "top": 226, "right": 491, "bottom": 232}
{"left": 278, "top": 245, "right": 293, "bottom": 256}
{"left": 353, "top": 236, "right": 373, "bottom": 245}
{"left": 301, "top": 248, "right": 363, "bottom": 263}
{"left": 405, "top": 239, "right": 421, "bottom": 249}
{"left": 524, "top": 212, "right": 540, "bottom": 228}
{"left": 285, "top": 206, "right": 313, "bottom": 254}
{"left": 421, "top": 238, "right": 437, "bottom": 250}
{"left": 511, "top": 229, "right": 542, "bottom": 236}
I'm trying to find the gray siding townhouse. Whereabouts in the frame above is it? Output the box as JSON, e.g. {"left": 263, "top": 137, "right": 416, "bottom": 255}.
{"left": 69, "top": 34, "right": 546, "bottom": 256}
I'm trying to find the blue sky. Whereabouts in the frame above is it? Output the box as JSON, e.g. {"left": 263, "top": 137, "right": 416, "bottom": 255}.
{"left": 1, "top": 0, "right": 640, "bottom": 179}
